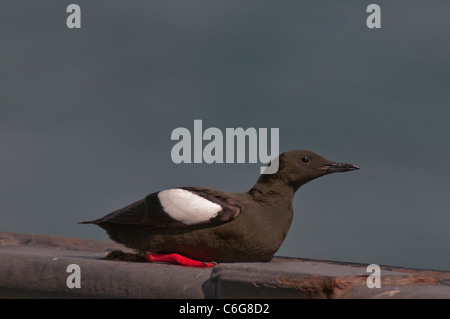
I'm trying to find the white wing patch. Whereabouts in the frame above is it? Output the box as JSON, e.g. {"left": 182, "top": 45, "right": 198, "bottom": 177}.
{"left": 157, "top": 188, "right": 222, "bottom": 225}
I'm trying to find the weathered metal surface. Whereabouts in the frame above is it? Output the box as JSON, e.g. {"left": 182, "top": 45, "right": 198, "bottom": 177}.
{"left": 1, "top": 231, "right": 450, "bottom": 298}
{"left": 0, "top": 232, "right": 212, "bottom": 298}
{"left": 208, "top": 259, "right": 450, "bottom": 298}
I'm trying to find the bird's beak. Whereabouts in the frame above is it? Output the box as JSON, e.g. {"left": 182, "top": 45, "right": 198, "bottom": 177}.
{"left": 320, "top": 162, "right": 360, "bottom": 173}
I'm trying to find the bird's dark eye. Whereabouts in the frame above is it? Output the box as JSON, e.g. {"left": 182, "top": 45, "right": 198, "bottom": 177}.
{"left": 301, "top": 156, "right": 310, "bottom": 163}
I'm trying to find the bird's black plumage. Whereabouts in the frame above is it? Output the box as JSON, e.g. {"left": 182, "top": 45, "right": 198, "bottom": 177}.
{"left": 81, "top": 150, "right": 359, "bottom": 262}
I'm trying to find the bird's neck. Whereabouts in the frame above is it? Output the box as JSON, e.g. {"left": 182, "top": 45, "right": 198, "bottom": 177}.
{"left": 249, "top": 174, "right": 296, "bottom": 201}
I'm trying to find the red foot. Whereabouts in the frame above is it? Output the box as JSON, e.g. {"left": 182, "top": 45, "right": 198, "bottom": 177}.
{"left": 145, "top": 253, "right": 216, "bottom": 267}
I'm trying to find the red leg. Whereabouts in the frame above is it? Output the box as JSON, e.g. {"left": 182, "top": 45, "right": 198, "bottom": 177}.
{"left": 145, "top": 253, "right": 216, "bottom": 267}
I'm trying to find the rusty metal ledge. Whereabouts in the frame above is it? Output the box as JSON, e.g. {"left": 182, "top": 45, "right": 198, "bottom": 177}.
{"left": 1, "top": 231, "right": 450, "bottom": 299}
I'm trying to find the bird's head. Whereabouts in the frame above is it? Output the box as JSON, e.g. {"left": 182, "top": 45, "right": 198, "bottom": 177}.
{"left": 258, "top": 150, "right": 359, "bottom": 192}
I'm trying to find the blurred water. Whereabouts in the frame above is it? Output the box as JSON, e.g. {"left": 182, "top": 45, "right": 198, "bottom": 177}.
{"left": 1, "top": 1, "right": 449, "bottom": 270}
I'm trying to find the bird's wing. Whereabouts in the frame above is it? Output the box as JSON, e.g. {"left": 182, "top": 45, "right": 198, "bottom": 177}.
{"left": 87, "top": 187, "right": 241, "bottom": 228}
{"left": 145, "top": 187, "right": 241, "bottom": 227}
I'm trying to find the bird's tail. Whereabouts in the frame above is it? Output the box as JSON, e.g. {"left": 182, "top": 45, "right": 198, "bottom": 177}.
{"left": 79, "top": 199, "right": 146, "bottom": 225}
{"left": 78, "top": 220, "right": 98, "bottom": 225}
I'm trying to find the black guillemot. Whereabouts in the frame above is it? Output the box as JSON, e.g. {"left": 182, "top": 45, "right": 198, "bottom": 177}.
{"left": 81, "top": 150, "right": 359, "bottom": 266}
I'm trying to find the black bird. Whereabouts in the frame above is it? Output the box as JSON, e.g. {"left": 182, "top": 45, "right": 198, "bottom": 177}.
{"left": 81, "top": 150, "right": 359, "bottom": 264}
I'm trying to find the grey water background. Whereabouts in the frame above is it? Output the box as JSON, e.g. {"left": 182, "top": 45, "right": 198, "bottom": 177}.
{"left": 1, "top": 1, "right": 449, "bottom": 271}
